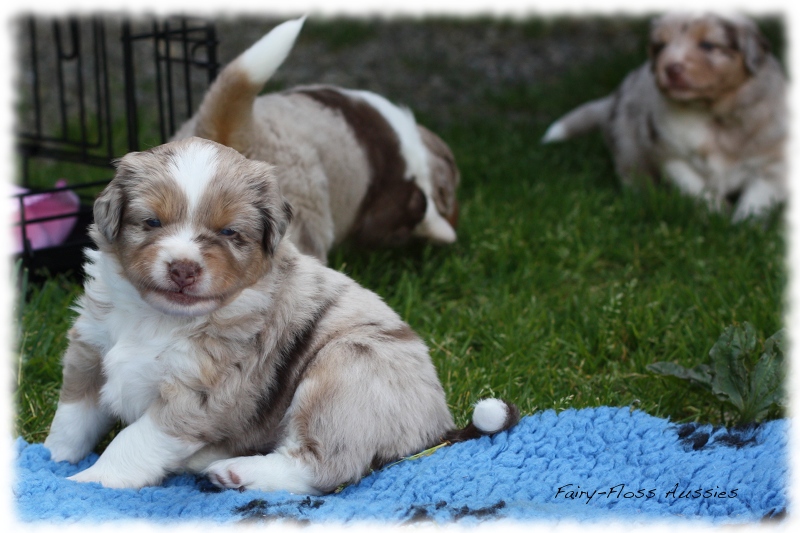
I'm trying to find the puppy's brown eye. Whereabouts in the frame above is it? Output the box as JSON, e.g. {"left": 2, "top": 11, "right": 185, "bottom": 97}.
{"left": 145, "top": 218, "right": 162, "bottom": 228}
{"left": 699, "top": 41, "right": 717, "bottom": 51}
{"left": 220, "top": 228, "right": 237, "bottom": 237}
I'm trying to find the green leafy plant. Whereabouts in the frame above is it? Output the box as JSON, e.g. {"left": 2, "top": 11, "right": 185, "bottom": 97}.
{"left": 648, "top": 323, "right": 786, "bottom": 425}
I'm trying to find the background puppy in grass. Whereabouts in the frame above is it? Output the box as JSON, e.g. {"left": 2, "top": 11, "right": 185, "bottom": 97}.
{"left": 173, "top": 17, "right": 460, "bottom": 263}
{"left": 542, "top": 12, "right": 787, "bottom": 222}
{"left": 43, "top": 137, "right": 517, "bottom": 493}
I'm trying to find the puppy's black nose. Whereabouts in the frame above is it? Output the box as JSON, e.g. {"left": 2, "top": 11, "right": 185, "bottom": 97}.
{"left": 169, "top": 260, "right": 201, "bottom": 289}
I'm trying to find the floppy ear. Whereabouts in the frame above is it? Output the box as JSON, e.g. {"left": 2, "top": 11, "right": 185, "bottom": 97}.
{"left": 92, "top": 170, "right": 127, "bottom": 244}
{"left": 247, "top": 160, "right": 293, "bottom": 255}
{"left": 261, "top": 199, "right": 293, "bottom": 256}
{"left": 736, "top": 20, "right": 770, "bottom": 74}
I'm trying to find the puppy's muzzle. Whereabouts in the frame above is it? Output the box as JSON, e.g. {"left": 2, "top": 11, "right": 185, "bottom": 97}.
{"left": 169, "top": 260, "right": 202, "bottom": 290}
{"left": 665, "top": 63, "right": 686, "bottom": 82}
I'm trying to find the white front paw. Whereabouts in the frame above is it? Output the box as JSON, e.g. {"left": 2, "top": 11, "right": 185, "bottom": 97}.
{"left": 68, "top": 463, "right": 123, "bottom": 488}
{"left": 67, "top": 455, "right": 162, "bottom": 489}
{"left": 62, "top": 411, "right": 200, "bottom": 490}
{"left": 44, "top": 436, "right": 88, "bottom": 464}
{"left": 45, "top": 400, "right": 113, "bottom": 464}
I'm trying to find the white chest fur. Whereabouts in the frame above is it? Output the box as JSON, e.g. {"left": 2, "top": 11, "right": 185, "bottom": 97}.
{"left": 658, "top": 105, "right": 739, "bottom": 193}
{"left": 660, "top": 107, "right": 712, "bottom": 161}
{"left": 78, "top": 250, "right": 203, "bottom": 425}
{"left": 99, "top": 331, "right": 185, "bottom": 424}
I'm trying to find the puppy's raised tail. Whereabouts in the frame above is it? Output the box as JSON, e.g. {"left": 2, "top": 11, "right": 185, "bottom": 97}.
{"left": 190, "top": 16, "right": 306, "bottom": 153}
{"left": 541, "top": 95, "right": 613, "bottom": 144}
{"left": 444, "top": 398, "right": 520, "bottom": 443}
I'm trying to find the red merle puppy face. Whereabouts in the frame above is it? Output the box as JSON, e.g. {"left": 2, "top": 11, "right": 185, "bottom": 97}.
{"left": 648, "top": 13, "right": 767, "bottom": 102}
{"left": 91, "top": 137, "right": 292, "bottom": 316}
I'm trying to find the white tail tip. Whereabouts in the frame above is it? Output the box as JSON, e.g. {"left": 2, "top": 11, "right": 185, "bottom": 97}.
{"left": 541, "top": 121, "right": 567, "bottom": 144}
{"left": 472, "top": 398, "right": 510, "bottom": 433}
{"left": 239, "top": 16, "right": 307, "bottom": 86}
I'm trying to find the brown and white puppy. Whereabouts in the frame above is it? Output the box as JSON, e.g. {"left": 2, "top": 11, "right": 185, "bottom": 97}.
{"left": 42, "top": 137, "right": 516, "bottom": 493}
{"left": 542, "top": 12, "right": 787, "bottom": 222}
{"left": 172, "top": 17, "right": 460, "bottom": 262}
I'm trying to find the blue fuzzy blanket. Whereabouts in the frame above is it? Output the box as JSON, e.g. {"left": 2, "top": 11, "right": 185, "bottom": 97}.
{"left": 13, "top": 407, "right": 789, "bottom": 525}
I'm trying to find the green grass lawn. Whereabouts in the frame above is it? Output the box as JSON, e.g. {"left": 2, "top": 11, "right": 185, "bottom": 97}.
{"left": 12, "top": 16, "right": 787, "bottom": 445}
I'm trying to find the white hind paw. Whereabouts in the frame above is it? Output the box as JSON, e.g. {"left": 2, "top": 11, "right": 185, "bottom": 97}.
{"left": 204, "top": 453, "right": 321, "bottom": 494}
{"left": 205, "top": 457, "right": 250, "bottom": 490}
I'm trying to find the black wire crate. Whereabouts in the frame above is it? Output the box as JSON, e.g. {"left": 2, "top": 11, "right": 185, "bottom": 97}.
{"left": 12, "top": 15, "right": 219, "bottom": 278}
